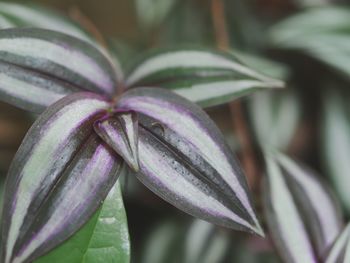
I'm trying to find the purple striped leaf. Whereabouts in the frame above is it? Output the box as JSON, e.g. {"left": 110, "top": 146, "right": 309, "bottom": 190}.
{"left": 94, "top": 111, "right": 139, "bottom": 171}
{"left": 116, "top": 87, "right": 263, "bottom": 235}
{"left": 325, "top": 223, "right": 350, "bottom": 263}
{"left": 0, "top": 28, "right": 118, "bottom": 113}
{"left": 263, "top": 151, "right": 343, "bottom": 263}
{"left": 1, "top": 93, "right": 124, "bottom": 263}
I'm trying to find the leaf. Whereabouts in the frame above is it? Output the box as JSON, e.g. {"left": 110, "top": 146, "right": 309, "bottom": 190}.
{"left": 322, "top": 91, "right": 350, "bottom": 214}
{"left": 248, "top": 91, "right": 300, "bottom": 151}
{"left": 270, "top": 7, "right": 350, "bottom": 79}
{"left": 117, "top": 87, "right": 263, "bottom": 235}
{"left": 1, "top": 93, "right": 124, "bottom": 263}
{"left": 125, "top": 48, "right": 284, "bottom": 108}
{"left": 94, "top": 112, "right": 139, "bottom": 171}
{"left": 184, "top": 220, "right": 229, "bottom": 263}
{"left": 325, "top": 223, "right": 350, "bottom": 263}
{"left": 263, "top": 151, "right": 343, "bottom": 262}
{"left": 0, "top": 2, "right": 94, "bottom": 45}
{"left": 35, "top": 181, "right": 130, "bottom": 263}
{"left": 135, "top": 0, "right": 176, "bottom": 29}
{"left": 0, "top": 28, "right": 118, "bottom": 113}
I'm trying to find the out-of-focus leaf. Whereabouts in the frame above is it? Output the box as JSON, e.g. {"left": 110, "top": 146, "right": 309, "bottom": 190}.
{"left": 325, "top": 223, "right": 350, "bottom": 263}
{"left": 249, "top": 91, "right": 300, "bottom": 151}
{"left": 135, "top": 0, "right": 176, "bottom": 29}
{"left": 126, "top": 48, "right": 284, "bottom": 108}
{"left": 0, "top": 2, "right": 94, "bottom": 45}
{"left": 185, "top": 220, "right": 229, "bottom": 263}
{"left": 263, "top": 151, "right": 343, "bottom": 262}
{"left": 270, "top": 7, "right": 350, "bottom": 79}
{"left": 293, "top": 0, "right": 330, "bottom": 8}
{"left": 1, "top": 93, "right": 124, "bottom": 263}
{"left": 35, "top": 181, "right": 130, "bottom": 263}
{"left": 117, "top": 87, "right": 263, "bottom": 235}
{"left": 234, "top": 51, "right": 290, "bottom": 81}
{"left": 0, "top": 28, "right": 118, "bottom": 113}
{"left": 94, "top": 112, "right": 139, "bottom": 171}
{"left": 322, "top": 91, "right": 350, "bottom": 214}
{"left": 141, "top": 221, "right": 183, "bottom": 263}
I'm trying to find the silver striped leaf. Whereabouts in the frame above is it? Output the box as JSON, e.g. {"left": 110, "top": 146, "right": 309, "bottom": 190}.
{"left": 94, "top": 111, "right": 139, "bottom": 171}
{"left": 1, "top": 93, "right": 124, "bottom": 263}
{"left": 0, "top": 28, "right": 118, "bottom": 113}
{"left": 0, "top": 2, "right": 94, "bottom": 45}
{"left": 270, "top": 7, "right": 350, "bottom": 79}
{"left": 116, "top": 87, "right": 263, "bottom": 235}
{"left": 263, "top": 151, "right": 343, "bottom": 263}
{"left": 325, "top": 223, "right": 350, "bottom": 263}
{"left": 125, "top": 48, "right": 284, "bottom": 108}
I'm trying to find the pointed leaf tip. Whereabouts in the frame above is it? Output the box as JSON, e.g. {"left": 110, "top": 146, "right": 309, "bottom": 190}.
{"left": 117, "top": 87, "right": 263, "bottom": 235}
{"left": 94, "top": 111, "right": 139, "bottom": 172}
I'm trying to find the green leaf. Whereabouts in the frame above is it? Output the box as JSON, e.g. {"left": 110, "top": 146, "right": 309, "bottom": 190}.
{"left": 126, "top": 48, "right": 284, "bottom": 108}
{"left": 0, "top": 2, "right": 95, "bottom": 45}
{"left": 35, "top": 181, "right": 130, "bottom": 263}
{"left": 248, "top": 90, "right": 300, "bottom": 151}
{"left": 270, "top": 7, "right": 350, "bottom": 79}
{"left": 322, "top": 90, "right": 350, "bottom": 214}
{"left": 135, "top": 0, "right": 176, "bottom": 29}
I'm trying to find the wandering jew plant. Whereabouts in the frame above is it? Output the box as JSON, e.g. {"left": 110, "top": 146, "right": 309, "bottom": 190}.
{"left": 0, "top": 25, "right": 285, "bottom": 262}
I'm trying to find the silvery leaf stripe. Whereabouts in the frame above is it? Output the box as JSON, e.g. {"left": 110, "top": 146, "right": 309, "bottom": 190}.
{"left": 94, "top": 111, "right": 139, "bottom": 171}
{"left": 263, "top": 151, "right": 343, "bottom": 263}
{"left": 125, "top": 48, "right": 284, "bottom": 107}
{"left": 116, "top": 87, "right": 263, "bottom": 235}
{"left": 0, "top": 28, "right": 118, "bottom": 113}
{"left": 1, "top": 93, "right": 124, "bottom": 263}
{"left": 0, "top": 2, "right": 94, "bottom": 45}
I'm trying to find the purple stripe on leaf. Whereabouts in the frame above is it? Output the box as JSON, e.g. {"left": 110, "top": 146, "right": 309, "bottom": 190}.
{"left": 116, "top": 87, "right": 263, "bottom": 235}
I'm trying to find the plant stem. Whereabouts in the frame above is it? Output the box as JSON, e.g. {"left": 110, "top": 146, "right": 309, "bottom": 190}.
{"left": 211, "top": 0, "right": 258, "bottom": 189}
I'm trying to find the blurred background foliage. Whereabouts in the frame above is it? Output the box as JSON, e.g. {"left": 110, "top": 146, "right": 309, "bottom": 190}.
{"left": 0, "top": 0, "right": 350, "bottom": 262}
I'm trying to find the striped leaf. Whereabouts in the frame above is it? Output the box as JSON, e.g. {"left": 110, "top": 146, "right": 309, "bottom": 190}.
{"left": 1, "top": 93, "right": 124, "bottom": 263}
{"left": 0, "top": 2, "right": 94, "bottom": 45}
{"left": 325, "top": 223, "right": 350, "bottom": 263}
{"left": 0, "top": 28, "right": 118, "bottom": 113}
{"left": 270, "top": 7, "right": 350, "bottom": 79}
{"left": 117, "top": 87, "right": 263, "bottom": 235}
{"left": 322, "top": 91, "right": 350, "bottom": 214}
{"left": 94, "top": 111, "right": 139, "bottom": 171}
{"left": 249, "top": 91, "right": 300, "bottom": 151}
{"left": 125, "top": 48, "right": 284, "bottom": 108}
{"left": 263, "top": 151, "right": 343, "bottom": 263}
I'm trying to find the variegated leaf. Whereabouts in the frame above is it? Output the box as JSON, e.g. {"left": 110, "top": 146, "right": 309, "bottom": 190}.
{"left": 263, "top": 151, "right": 342, "bottom": 263}
{"left": 1, "top": 93, "right": 124, "bottom": 263}
{"left": 270, "top": 7, "right": 350, "bottom": 79}
{"left": 0, "top": 28, "right": 118, "bottom": 113}
{"left": 117, "top": 87, "right": 263, "bottom": 235}
{"left": 94, "top": 111, "right": 139, "bottom": 171}
{"left": 325, "top": 223, "right": 350, "bottom": 263}
{"left": 0, "top": 2, "right": 94, "bottom": 45}
{"left": 125, "top": 48, "right": 284, "bottom": 108}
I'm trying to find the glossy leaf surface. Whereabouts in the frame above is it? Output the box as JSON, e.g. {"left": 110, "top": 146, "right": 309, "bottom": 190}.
{"left": 35, "top": 181, "right": 130, "bottom": 263}
{"left": 126, "top": 48, "right": 284, "bottom": 107}
{"left": 117, "top": 87, "right": 263, "bottom": 235}
{"left": 0, "top": 28, "right": 117, "bottom": 112}
{"left": 1, "top": 93, "right": 124, "bottom": 263}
